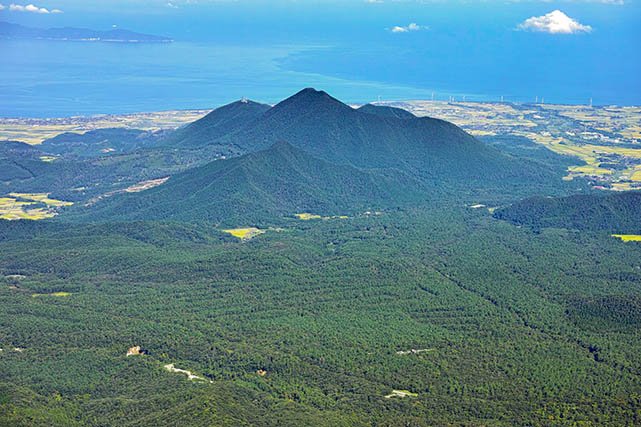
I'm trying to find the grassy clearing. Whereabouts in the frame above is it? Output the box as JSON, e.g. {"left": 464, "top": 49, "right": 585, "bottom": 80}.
{"left": 295, "top": 213, "right": 349, "bottom": 221}
{"left": 125, "top": 177, "right": 170, "bottom": 193}
{"left": 31, "top": 292, "right": 72, "bottom": 298}
{"left": 222, "top": 227, "right": 265, "bottom": 240}
{"left": 295, "top": 213, "right": 323, "bottom": 220}
{"left": 612, "top": 235, "right": 641, "bottom": 242}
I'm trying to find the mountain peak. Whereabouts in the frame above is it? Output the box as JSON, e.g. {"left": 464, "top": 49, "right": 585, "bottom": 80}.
{"left": 272, "top": 88, "right": 352, "bottom": 113}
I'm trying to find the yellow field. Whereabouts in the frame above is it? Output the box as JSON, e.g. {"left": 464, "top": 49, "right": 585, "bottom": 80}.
{"left": 10, "top": 193, "right": 74, "bottom": 207}
{"left": 0, "top": 193, "right": 73, "bottom": 220}
{"left": 32, "top": 292, "right": 72, "bottom": 298}
{"left": 295, "top": 213, "right": 323, "bottom": 220}
{"left": 612, "top": 234, "right": 641, "bottom": 242}
{"left": 515, "top": 134, "right": 641, "bottom": 184}
{"left": 222, "top": 227, "right": 265, "bottom": 240}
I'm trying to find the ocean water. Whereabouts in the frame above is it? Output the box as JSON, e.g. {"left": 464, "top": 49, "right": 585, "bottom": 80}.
{"left": 0, "top": 40, "right": 441, "bottom": 117}
{"left": 1, "top": 2, "right": 639, "bottom": 117}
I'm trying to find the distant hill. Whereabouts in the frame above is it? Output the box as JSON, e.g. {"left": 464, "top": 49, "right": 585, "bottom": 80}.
{"left": 0, "top": 21, "right": 172, "bottom": 43}
{"left": 494, "top": 191, "right": 641, "bottom": 233}
{"left": 84, "top": 141, "right": 422, "bottom": 224}
{"left": 0, "top": 141, "right": 42, "bottom": 180}
{"left": 42, "top": 128, "right": 169, "bottom": 157}
{"left": 162, "top": 100, "right": 271, "bottom": 148}
{"left": 0, "top": 140, "right": 40, "bottom": 154}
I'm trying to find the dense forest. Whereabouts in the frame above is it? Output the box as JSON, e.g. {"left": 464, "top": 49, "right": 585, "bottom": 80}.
{"left": 1, "top": 208, "right": 640, "bottom": 426}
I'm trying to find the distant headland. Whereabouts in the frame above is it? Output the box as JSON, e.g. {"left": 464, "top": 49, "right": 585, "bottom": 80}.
{"left": 0, "top": 21, "right": 173, "bottom": 43}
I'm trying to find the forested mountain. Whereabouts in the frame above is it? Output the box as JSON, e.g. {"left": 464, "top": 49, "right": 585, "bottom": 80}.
{"left": 357, "top": 103, "right": 416, "bottom": 120}
{"left": 162, "top": 99, "right": 271, "bottom": 148}
{"left": 215, "top": 88, "right": 507, "bottom": 179}
{"left": 83, "top": 141, "right": 422, "bottom": 224}
{"left": 494, "top": 191, "right": 641, "bottom": 233}
{"left": 72, "top": 89, "right": 580, "bottom": 224}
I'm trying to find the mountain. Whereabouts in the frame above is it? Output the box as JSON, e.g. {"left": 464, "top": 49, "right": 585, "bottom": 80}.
{"left": 357, "top": 103, "right": 416, "bottom": 120}
{"left": 162, "top": 99, "right": 271, "bottom": 148}
{"left": 175, "top": 89, "right": 559, "bottom": 190}
{"left": 494, "top": 191, "right": 641, "bottom": 233}
{"left": 76, "top": 88, "right": 577, "bottom": 224}
{"left": 84, "top": 141, "right": 422, "bottom": 224}
{"left": 0, "top": 21, "right": 172, "bottom": 43}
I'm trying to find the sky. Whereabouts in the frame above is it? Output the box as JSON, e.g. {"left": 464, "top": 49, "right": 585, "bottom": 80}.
{"left": 0, "top": 0, "right": 640, "bottom": 115}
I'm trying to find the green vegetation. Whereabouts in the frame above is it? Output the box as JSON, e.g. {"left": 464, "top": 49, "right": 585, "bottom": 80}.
{"left": 1, "top": 89, "right": 640, "bottom": 426}
{"left": 494, "top": 191, "right": 641, "bottom": 233}
{"left": 1, "top": 209, "right": 640, "bottom": 426}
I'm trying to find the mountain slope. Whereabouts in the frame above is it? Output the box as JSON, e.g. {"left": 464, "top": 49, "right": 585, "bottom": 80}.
{"left": 494, "top": 191, "right": 641, "bottom": 233}
{"left": 163, "top": 99, "right": 271, "bottom": 148}
{"left": 201, "top": 89, "right": 560, "bottom": 189}
{"left": 84, "top": 141, "right": 422, "bottom": 224}
{"left": 357, "top": 103, "right": 416, "bottom": 120}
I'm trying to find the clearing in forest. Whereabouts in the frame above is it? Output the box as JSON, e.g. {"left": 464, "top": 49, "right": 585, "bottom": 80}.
{"left": 222, "top": 227, "right": 265, "bottom": 240}
{"left": 295, "top": 213, "right": 349, "bottom": 220}
{"left": 384, "top": 390, "right": 418, "bottom": 399}
{"left": 164, "top": 363, "right": 212, "bottom": 383}
{"left": 611, "top": 234, "right": 641, "bottom": 242}
{"left": 31, "top": 292, "right": 72, "bottom": 298}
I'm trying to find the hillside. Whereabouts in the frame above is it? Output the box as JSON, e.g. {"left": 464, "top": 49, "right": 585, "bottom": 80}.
{"left": 162, "top": 99, "right": 271, "bottom": 148}
{"left": 42, "top": 128, "right": 167, "bottom": 157}
{"left": 357, "top": 103, "right": 416, "bottom": 120}
{"left": 84, "top": 141, "right": 422, "bottom": 224}
{"left": 494, "top": 191, "right": 641, "bottom": 233}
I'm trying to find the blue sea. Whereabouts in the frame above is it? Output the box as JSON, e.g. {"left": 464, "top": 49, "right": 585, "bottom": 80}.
{"left": 1, "top": 1, "right": 639, "bottom": 117}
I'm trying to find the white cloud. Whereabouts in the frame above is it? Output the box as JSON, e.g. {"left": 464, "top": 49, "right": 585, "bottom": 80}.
{"left": 9, "top": 3, "right": 62, "bottom": 14}
{"left": 517, "top": 10, "right": 591, "bottom": 34}
{"left": 390, "top": 23, "right": 426, "bottom": 33}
